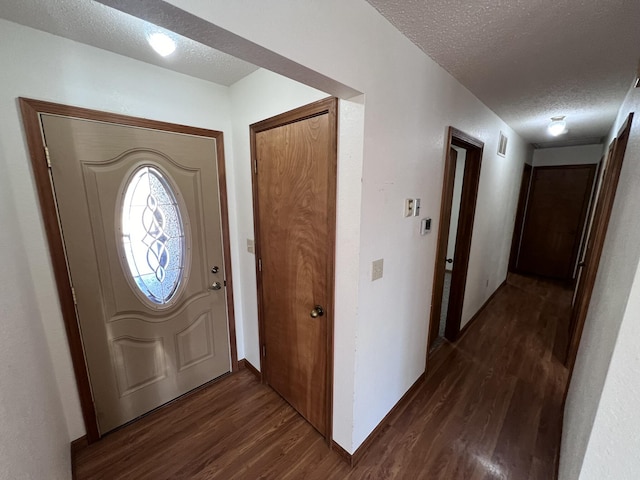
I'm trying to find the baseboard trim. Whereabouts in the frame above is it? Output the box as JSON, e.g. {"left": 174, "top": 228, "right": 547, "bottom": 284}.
{"left": 333, "top": 372, "right": 426, "bottom": 467}
{"left": 458, "top": 279, "right": 507, "bottom": 340}
{"left": 70, "top": 435, "right": 88, "bottom": 480}
{"left": 238, "top": 358, "right": 261, "bottom": 381}
{"left": 331, "top": 440, "right": 353, "bottom": 466}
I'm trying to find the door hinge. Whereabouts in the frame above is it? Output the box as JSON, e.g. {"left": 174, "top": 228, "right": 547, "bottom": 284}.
{"left": 71, "top": 286, "right": 78, "bottom": 306}
{"left": 258, "top": 258, "right": 262, "bottom": 272}
{"left": 262, "top": 345, "right": 266, "bottom": 357}
{"left": 44, "top": 146, "right": 52, "bottom": 168}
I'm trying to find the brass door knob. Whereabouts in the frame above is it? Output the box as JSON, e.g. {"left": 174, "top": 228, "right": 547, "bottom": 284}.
{"left": 310, "top": 305, "right": 325, "bottom": 318}
{"left": 208, "top": 281, "right": 222, "bottom": 291}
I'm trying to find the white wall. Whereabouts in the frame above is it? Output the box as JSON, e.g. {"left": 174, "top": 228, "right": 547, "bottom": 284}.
{"left": 140, "top": 0, "right": 531, "bottom": 451}
{"left": 532, "top": 144, "right": 603, "bottom": 167}
{"left": 0, "top": 135, "right": 71, "bottom": 479}
{"left": 560, "top": 86, "right": 640, "bottom": 479}
{"left": 227, "top": 69, "right": 330, "bottom": 370}
{"left": 446, "top": 146, "right": 467, "bottom": 268}
{"left": 0, "top": 19, "right": 236, "bottom": 441}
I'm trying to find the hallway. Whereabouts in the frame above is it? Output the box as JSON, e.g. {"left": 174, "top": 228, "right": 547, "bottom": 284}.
{"left": 74, "top": 274, "right": 571, "bottom": 479}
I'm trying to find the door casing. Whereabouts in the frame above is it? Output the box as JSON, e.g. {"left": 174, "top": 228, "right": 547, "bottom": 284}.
{"left": 508, "top": 163, "right": 533, "bottom": 272}
{"left": 19, "top": 98, "right": 238, "bottom": 443}
{"left": 427, "top": 127, "right": 484, "bottom": 353}
{"left": 565, "top": 113, "right": 634, "bottom": 369}
{"left": 249, "top": 97, "right": 338, "bottom": 443}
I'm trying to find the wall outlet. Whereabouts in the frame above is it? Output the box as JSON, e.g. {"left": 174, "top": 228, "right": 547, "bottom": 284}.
{"left": 372, "top": 258, "right": 384, "bottom": 281}
{"left": 247, "top": 239, "right": 255, "bottom": 254}
{"left": 404, "top": 199, "right": 414, "bottom": 217}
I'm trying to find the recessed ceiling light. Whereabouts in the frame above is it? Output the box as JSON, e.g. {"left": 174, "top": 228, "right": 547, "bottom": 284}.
{"left": 547, "top": 116, "right": 567, "bottom": 136}
{"left": 148, "top": 32, "right": 176, "bottom": 57}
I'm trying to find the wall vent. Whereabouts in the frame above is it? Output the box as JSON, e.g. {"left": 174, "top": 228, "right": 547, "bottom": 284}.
{"left": 498, "top": 131, "right": 508, "bottom": 157}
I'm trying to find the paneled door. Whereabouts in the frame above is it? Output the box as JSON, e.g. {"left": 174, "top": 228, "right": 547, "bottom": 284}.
{"left": 41, "top": 114, "right": 231, "bottom": 434}
{"left": 251, "top": 98, "right": 337, "bottom": 438}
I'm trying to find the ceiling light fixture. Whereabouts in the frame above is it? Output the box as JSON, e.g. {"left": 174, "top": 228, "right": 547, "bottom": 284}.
{"left": 148, "top": 32, "right": 176, "bottom": 57}
{"left": 547, "top": 116, "right": 567, "bottom": 136}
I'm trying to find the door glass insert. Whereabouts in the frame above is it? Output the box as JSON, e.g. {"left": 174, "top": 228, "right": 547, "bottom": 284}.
{"left": 121, "top": 165, "right": 185, "bottom": 304}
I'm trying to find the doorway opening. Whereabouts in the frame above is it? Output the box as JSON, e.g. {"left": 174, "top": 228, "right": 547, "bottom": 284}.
{"left": 428, "top": 127, "right": 484, "bottom": 353}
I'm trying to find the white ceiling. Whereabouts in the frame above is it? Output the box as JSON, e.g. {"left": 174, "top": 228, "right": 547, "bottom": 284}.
{"left": 4, "top": 1, "right": 639, "bottom": 146}
{"left": 0, "top": 0, "right": 259, "bottom": 87}
{"left": 366, "top": 0, "right": 640, "bottom": 146}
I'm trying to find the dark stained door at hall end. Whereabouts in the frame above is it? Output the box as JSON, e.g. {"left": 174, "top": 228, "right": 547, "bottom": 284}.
{"left": 516, "top": 164, "right": 596, "bottom": 281}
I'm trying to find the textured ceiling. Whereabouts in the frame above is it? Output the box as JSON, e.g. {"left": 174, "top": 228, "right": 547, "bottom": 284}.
{"left": 0, "top": 0, "right": 259, "bottom": 87}
{"left": 4, "top": 1, "right": 639, "bottom": 145}
{"left": 366, "top": 0, "right": 640, "bottom": 145}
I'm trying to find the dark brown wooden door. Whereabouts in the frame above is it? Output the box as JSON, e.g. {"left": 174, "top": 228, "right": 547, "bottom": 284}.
{"left": 251, "top": 98, "right": 337, "bottom": 437}
{"left": 517, "top": 164, "right": 596, "bottom": 280}
{"left": 566, "top": 113, "right": 633, "bottom": 367}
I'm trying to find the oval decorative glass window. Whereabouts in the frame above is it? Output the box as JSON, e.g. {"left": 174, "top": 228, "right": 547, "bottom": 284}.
{"left": 121, "top": 166, "right": 186, "bottom": 305}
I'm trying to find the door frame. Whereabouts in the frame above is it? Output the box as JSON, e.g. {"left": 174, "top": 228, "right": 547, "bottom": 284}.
{"left": 249, "top": 97, "right": 338, "bottom": 443}
{"left": 19, "top": 98, "right": 239, "bottom": 443}
{"left": 565, "top": 113, "right": 634, "bottom": 369}
{"left": 508, "top": 163, "right": 533, "bottom": 272}
{"left": 427, "top": 127, "right": 484, "bottom": 352}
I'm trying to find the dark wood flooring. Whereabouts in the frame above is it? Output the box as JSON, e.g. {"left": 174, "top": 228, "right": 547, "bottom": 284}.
{"left": 75, "top": 273, "right": 570, "bottom": 479}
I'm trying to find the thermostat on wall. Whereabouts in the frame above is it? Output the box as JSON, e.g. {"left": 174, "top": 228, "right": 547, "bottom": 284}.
{"left": 420, "top": 217, "right": 431, "bottom": 235}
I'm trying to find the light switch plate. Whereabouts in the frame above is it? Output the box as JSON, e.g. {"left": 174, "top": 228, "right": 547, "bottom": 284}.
{"left": 413, "top": 198, "right": 421, "bottom": 217}
{"left": 404, "top": 199, "right": 414, "bottom": 217}
{"left": 247, "top": 239, "right": 255, "bottom": 254}
{"left": 372, "top": 258, "right": 384, "bottom": 281}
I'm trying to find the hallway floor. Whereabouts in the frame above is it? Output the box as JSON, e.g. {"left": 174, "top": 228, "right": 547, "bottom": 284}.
{"left": 74, "top": 274, "right": 571, "bottom": 479}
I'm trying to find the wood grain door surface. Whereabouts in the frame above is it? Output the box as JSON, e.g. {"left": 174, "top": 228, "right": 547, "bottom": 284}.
{"left": 567, "top": 113, "right": 633, "bottom": 366}
{"left": 42, "top": 115, "right": 231, "bottom": 433}
{"left": 517, "top": 164, "right": 596, "bottom": 280}
{"left": 253, "top": 100, "right": 336, "bottom": 436}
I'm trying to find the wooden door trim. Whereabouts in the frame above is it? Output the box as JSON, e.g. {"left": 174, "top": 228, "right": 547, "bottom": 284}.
{"left": 427, "top": 127, "right": 484, "bottom": 352}
{"left": 565, "top": 113, "right": 634, "bottom": 370}
{"left": 249, "top": 97, "right": 338, "bottom": 443}
{"left": 18, "top": 97, "right": 238, "bottom": 443}
{"left": 427, "top": 147, "right": 458, "bottom": 349}
{"left": 574, "top": 157, "right": 606, "bottom": 284}
{"left": 508, "top": 163, "right": 532, "bottom": 272}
